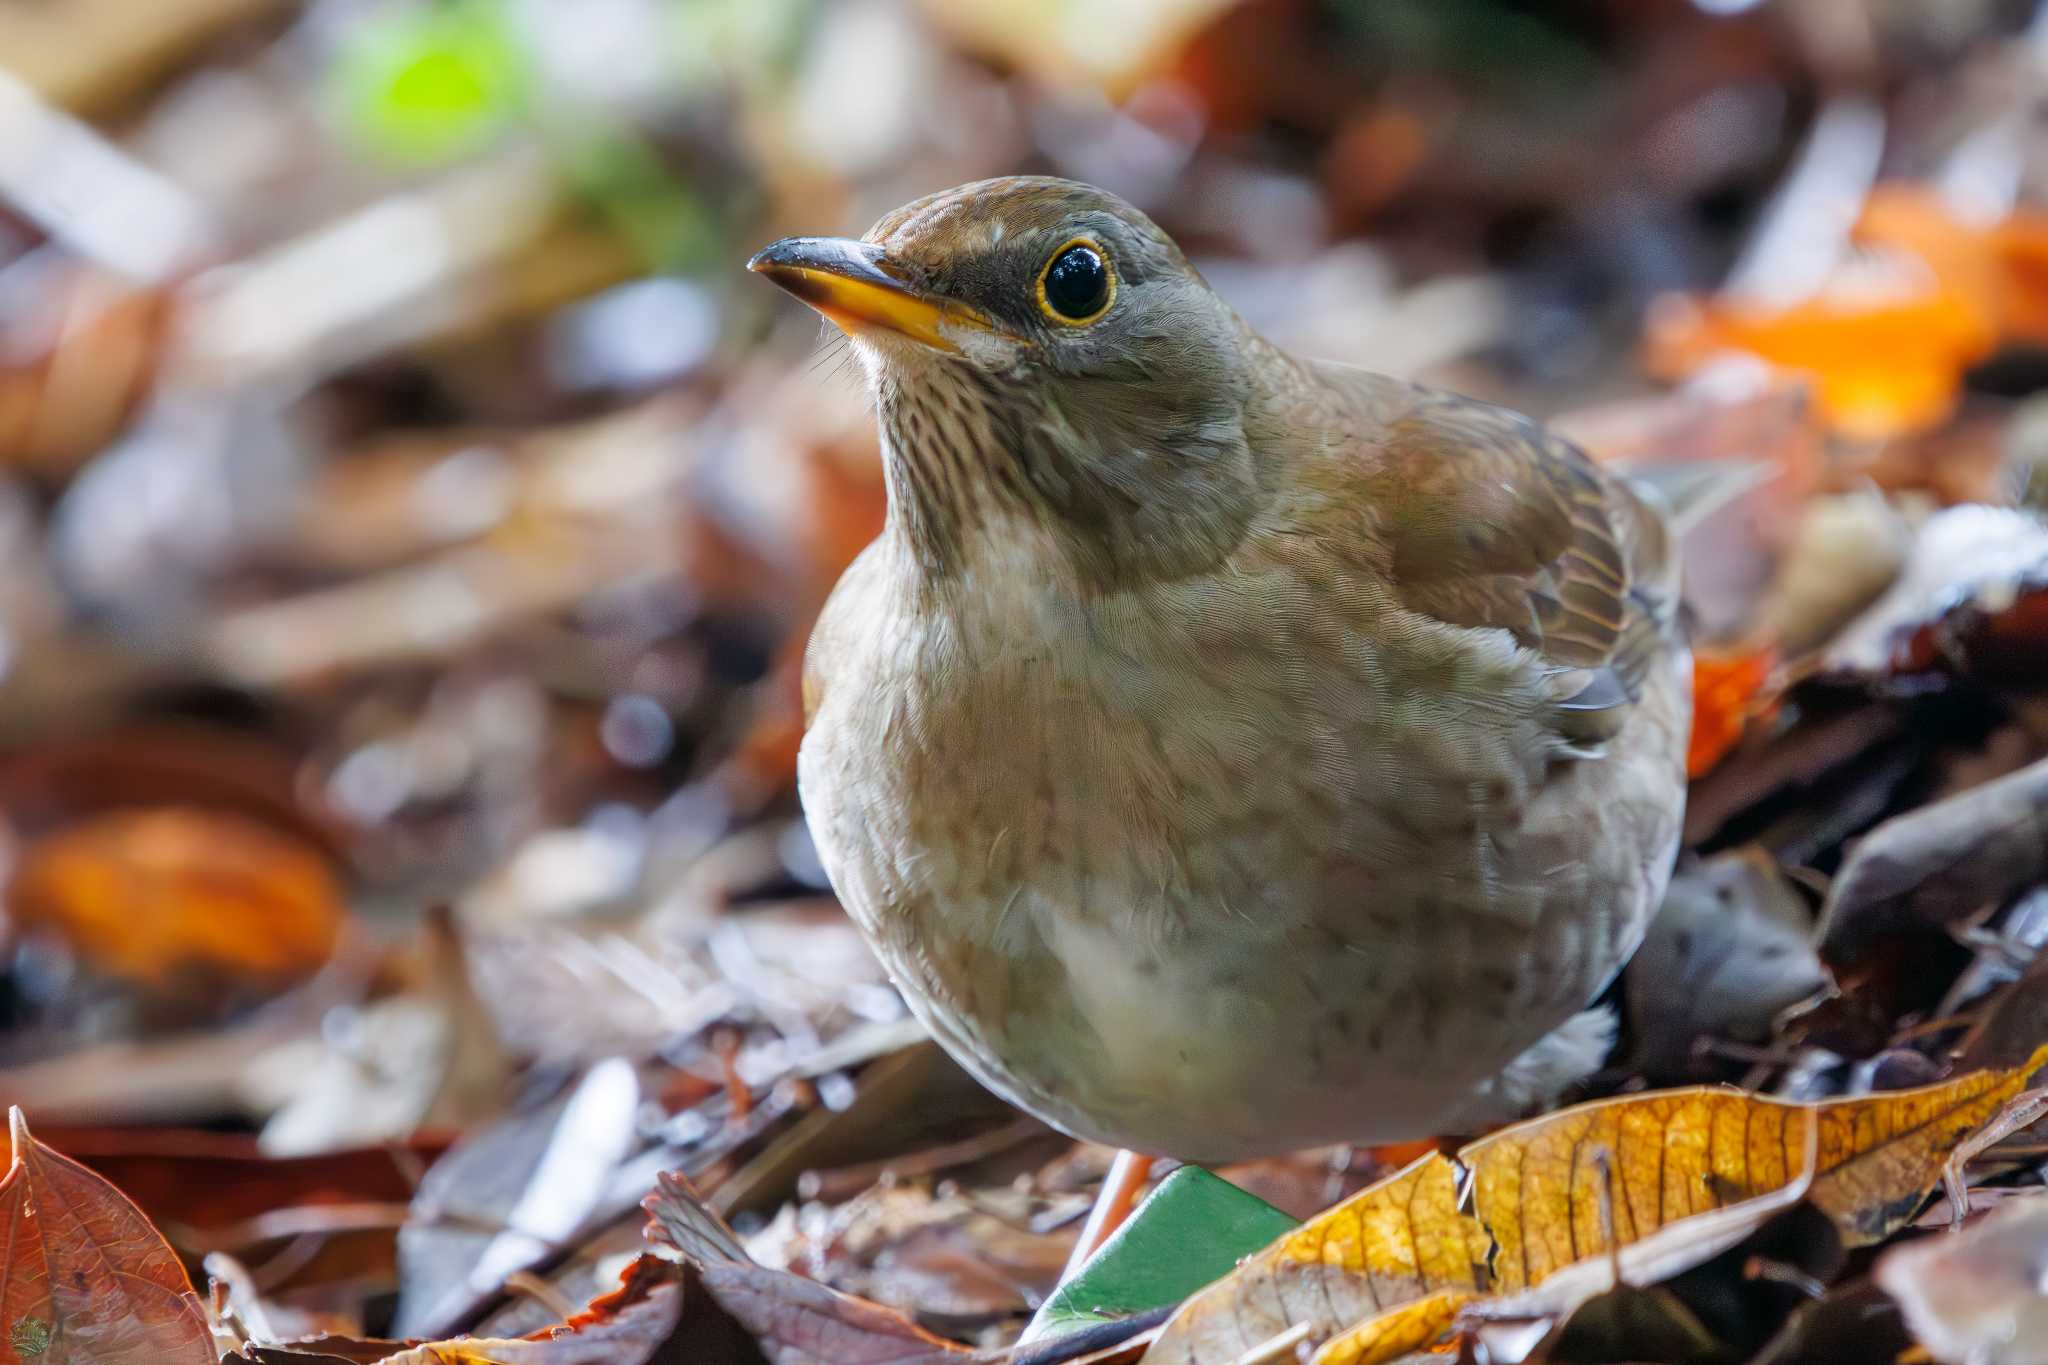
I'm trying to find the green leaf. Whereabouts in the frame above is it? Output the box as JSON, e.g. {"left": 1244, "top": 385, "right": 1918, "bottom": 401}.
{"left": 331, "top": 2, "right": 528, "bottom": 165}
{"left": 1021, "top": 1166, "right": 1299, "bottom": 1344}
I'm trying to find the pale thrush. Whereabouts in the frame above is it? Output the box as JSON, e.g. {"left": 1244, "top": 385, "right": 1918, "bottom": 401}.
{"left": 751, "top": 177, "right": 1692, "bottom": 1164}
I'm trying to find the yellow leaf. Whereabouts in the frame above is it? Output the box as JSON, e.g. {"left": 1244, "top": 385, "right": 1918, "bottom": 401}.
{"left": 1308, "top": 1290, "right": 1474, "bottom": 1365}
{"left": 1465, "top": 1085, "right": 1812, "bottom": 1292}
{"left": 1143, "top": 1044, "right": 2048, "bottom": 1363}
{"left": 1807, "top": 1057, "right": 2048, "bottom": 1244}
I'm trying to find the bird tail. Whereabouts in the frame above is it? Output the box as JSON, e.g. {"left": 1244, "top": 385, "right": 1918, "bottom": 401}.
{"left": 1617, "top": 458, "right": 1773, "bottom": 536}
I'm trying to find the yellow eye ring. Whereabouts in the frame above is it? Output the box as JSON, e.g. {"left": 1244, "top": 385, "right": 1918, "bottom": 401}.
{"left": 1035, "top": 238, "right": 1116, "bottom": 326}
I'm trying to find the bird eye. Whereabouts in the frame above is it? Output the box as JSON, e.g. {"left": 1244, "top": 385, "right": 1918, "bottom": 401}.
{"left": 1036, "top": 240, "right": 1114, "bottom": 324}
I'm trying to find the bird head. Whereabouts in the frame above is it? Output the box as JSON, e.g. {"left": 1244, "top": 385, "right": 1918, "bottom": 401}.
{"left": 751, "top": 177, "right": 1272, "bottom": 586}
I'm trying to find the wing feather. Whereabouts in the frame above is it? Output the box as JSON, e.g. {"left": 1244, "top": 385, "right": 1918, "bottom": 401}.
{"left": 1330, "top": 374, "right": 1679, "bottom": 744}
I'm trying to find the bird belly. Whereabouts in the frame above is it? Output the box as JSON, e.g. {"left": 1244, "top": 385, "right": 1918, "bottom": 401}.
{"left": 798, "top": 555, "right": 1688, "bottom": 1161}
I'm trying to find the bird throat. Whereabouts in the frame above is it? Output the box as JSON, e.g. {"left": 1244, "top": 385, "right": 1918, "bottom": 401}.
{"left": 874, "top": 364, "right": 1040, "bottom": 580}
{"left": 872, "top": 361, "right": 1261, "bottom": 590}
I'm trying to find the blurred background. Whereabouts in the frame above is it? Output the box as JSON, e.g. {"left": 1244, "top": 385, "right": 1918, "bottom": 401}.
{"left": 11, "top": 0, "right": 2048, "bottom": 1346}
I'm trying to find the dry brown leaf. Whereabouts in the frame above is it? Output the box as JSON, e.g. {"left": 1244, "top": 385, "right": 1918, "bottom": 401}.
{"left": 1144, "top": 1046, "right": 2048, "bottom": 1364}
{"left": 645, "top": 1172, "right": 996, "bottom": 1365}
{"left": 1823, "top": 504, "right": 2048, "bottom": 684}
{"left": 248, "top": 909, "right": 514, "bottom": 1157}
{"left": 6, "top": 805, "right": 343, "bottom": 993}
{"left": 0, "top": 262, "right": 169, "bottom": 480}
{"left": 1149, "top": 1149, "right": 1485, "bottom": 1364}
{"left": 918, "top": 0, "right": 1236, "bottom": 94}
{"left": 0, "top": 1107, "right": 216, "bottom": 1365}
{"left": 1817, "top": 753, "right": 2048, "bottom": 964}
{"left": 1755, "top": 490, "right": 1910, "bottom": 657}
{"left": 1875, "top": 1192, "right": 2048, "bottom": 1365}
{"left": 1624, "top": 850, "right": 1828, "bottom": 1080}
{"left": 239, "top": 1256, "right": 697, "bottom": 1365}
{"left": 364, "top": 1259, "right": 683, "bottom": 1365}
{"left": 393, "top": 1058, "right": 641, "bottom": 1339}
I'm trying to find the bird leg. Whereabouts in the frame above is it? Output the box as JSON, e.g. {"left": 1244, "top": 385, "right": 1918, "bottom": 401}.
{"left": 1062, "top": 1149, "right": 1156, "bottom": 1281}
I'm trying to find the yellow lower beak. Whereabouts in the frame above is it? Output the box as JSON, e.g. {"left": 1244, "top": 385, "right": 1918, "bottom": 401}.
{"left": 748, "top": 237, "right": 989, "bottom": 353}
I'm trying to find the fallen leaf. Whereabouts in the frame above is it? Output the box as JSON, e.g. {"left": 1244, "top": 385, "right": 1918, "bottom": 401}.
{"left": 1502, "top": 1283, "right": 1724, "bottom": 1365}
{"left": 1823, "top": 504, "right": 2048, "bottom": 684}
{"left": 1531, "top": 1200, "right": 1846, "bottom": 1365}
{"left": 1623, "top": 849, "right": 1828, "bottom": 1080}
{"left": 1858, "top": 410, "right": 2015, "bottom": 507}
{"left": 1144, "top": 1047, "right": 2048, "bottom": 1363}
{"left": 238, "top": 1255, "right": 706, "bottom": 1365}
{"left": 1748, "top": 1278, "right": 1913, "bottom": 1365}
{"left": 6, "top": 805, "right": 344, "bottom": 995}
{"left": 1681, "top": 700, "right": 1908, "bottom": 849}
{"left": 918, "top": 0, "right": 1236, "bottom": 95}
{"left": 1303, "top": 1147, "right": 1819, "bottom": 1365}
{"left": 246, "top": 909, "right": 514, "bottom": 1157}
{"left": 1875, "top": 1192, "right": 2048, "bottom": 1365}
{"left": 1642, "top": 278, "right": 1992, "bottom": 441}
{"left": 0, "top": 1106, "right": 215, "bottom": 1365}
{"left": 1754, "top": 490, "right": 1910, "bottom": 657}
{"left": 1816, "top": 752, "right": 2048, "bottom": 963}
{"left": 645, "top": 1172, "right": 996, "bottom": 1365}
{"left": 31, "top": 1126, "right": 443, "bottom": 1237}
{"left": 394, "top": 1058, "right": 642, "bottom": 1339}
{"left": 1307, "top": 1290, "right": 1471, "bottom": 1365}
{"left": 1642, "top": 181, "right": 2048, "bottom": 442}
{"left": 1856, "top": 183, "right": 2048, "bottom": 349}
{"left": 1688, "top": 643, "right": 1779, "bottom": 777}
{"left": 366, "top": 1256, "right": 685, "bottom": 1365}
{"left": 0, "top": 260, "right": 169, "bottom": 481}
{"left": 1961, "top": 941, "right": 2048, "bottom": 1073}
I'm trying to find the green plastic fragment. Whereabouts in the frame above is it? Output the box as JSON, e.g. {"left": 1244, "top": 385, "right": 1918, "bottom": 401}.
{"left": 1020, "top": 1165, "right": 1299, "bottom": 1344}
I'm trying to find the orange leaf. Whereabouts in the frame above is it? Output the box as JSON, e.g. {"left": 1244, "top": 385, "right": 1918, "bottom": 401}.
{"left": 1687, "top": 644, "right": 1777, "bottom": 778}
{"left": 1, "top": 1107, "right": 215, "bottom": 1365}
{"left": 6, "top": 806, "right": 343, "bottom": 992}
{"left": 1856, "top": 182, "right": 2048, "bottom": 348}
{"left": 1642, "top": 287, "right": 1992, "bottom": 441}
{"left": 1646, "top": 181, "right": 2048, "bottom": 442}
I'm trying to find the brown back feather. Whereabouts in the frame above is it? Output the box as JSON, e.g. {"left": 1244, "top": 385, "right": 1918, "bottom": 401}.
{"left": 1329, "top": 373, "right": 1678, "bottom": 741}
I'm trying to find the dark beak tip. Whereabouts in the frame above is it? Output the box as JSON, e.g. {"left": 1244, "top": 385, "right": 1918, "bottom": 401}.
{"left": 746, "top": 241, "right": 792, "bottom": 274}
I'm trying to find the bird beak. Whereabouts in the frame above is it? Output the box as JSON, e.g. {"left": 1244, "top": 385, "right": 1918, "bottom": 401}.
{"left": 748, "top": 237, "right": 989, "bottom": 353}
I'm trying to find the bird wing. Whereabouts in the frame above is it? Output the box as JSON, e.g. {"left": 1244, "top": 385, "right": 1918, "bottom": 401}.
{"left": 1319, "top": 369, "right": 1679, "bottom": 744}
